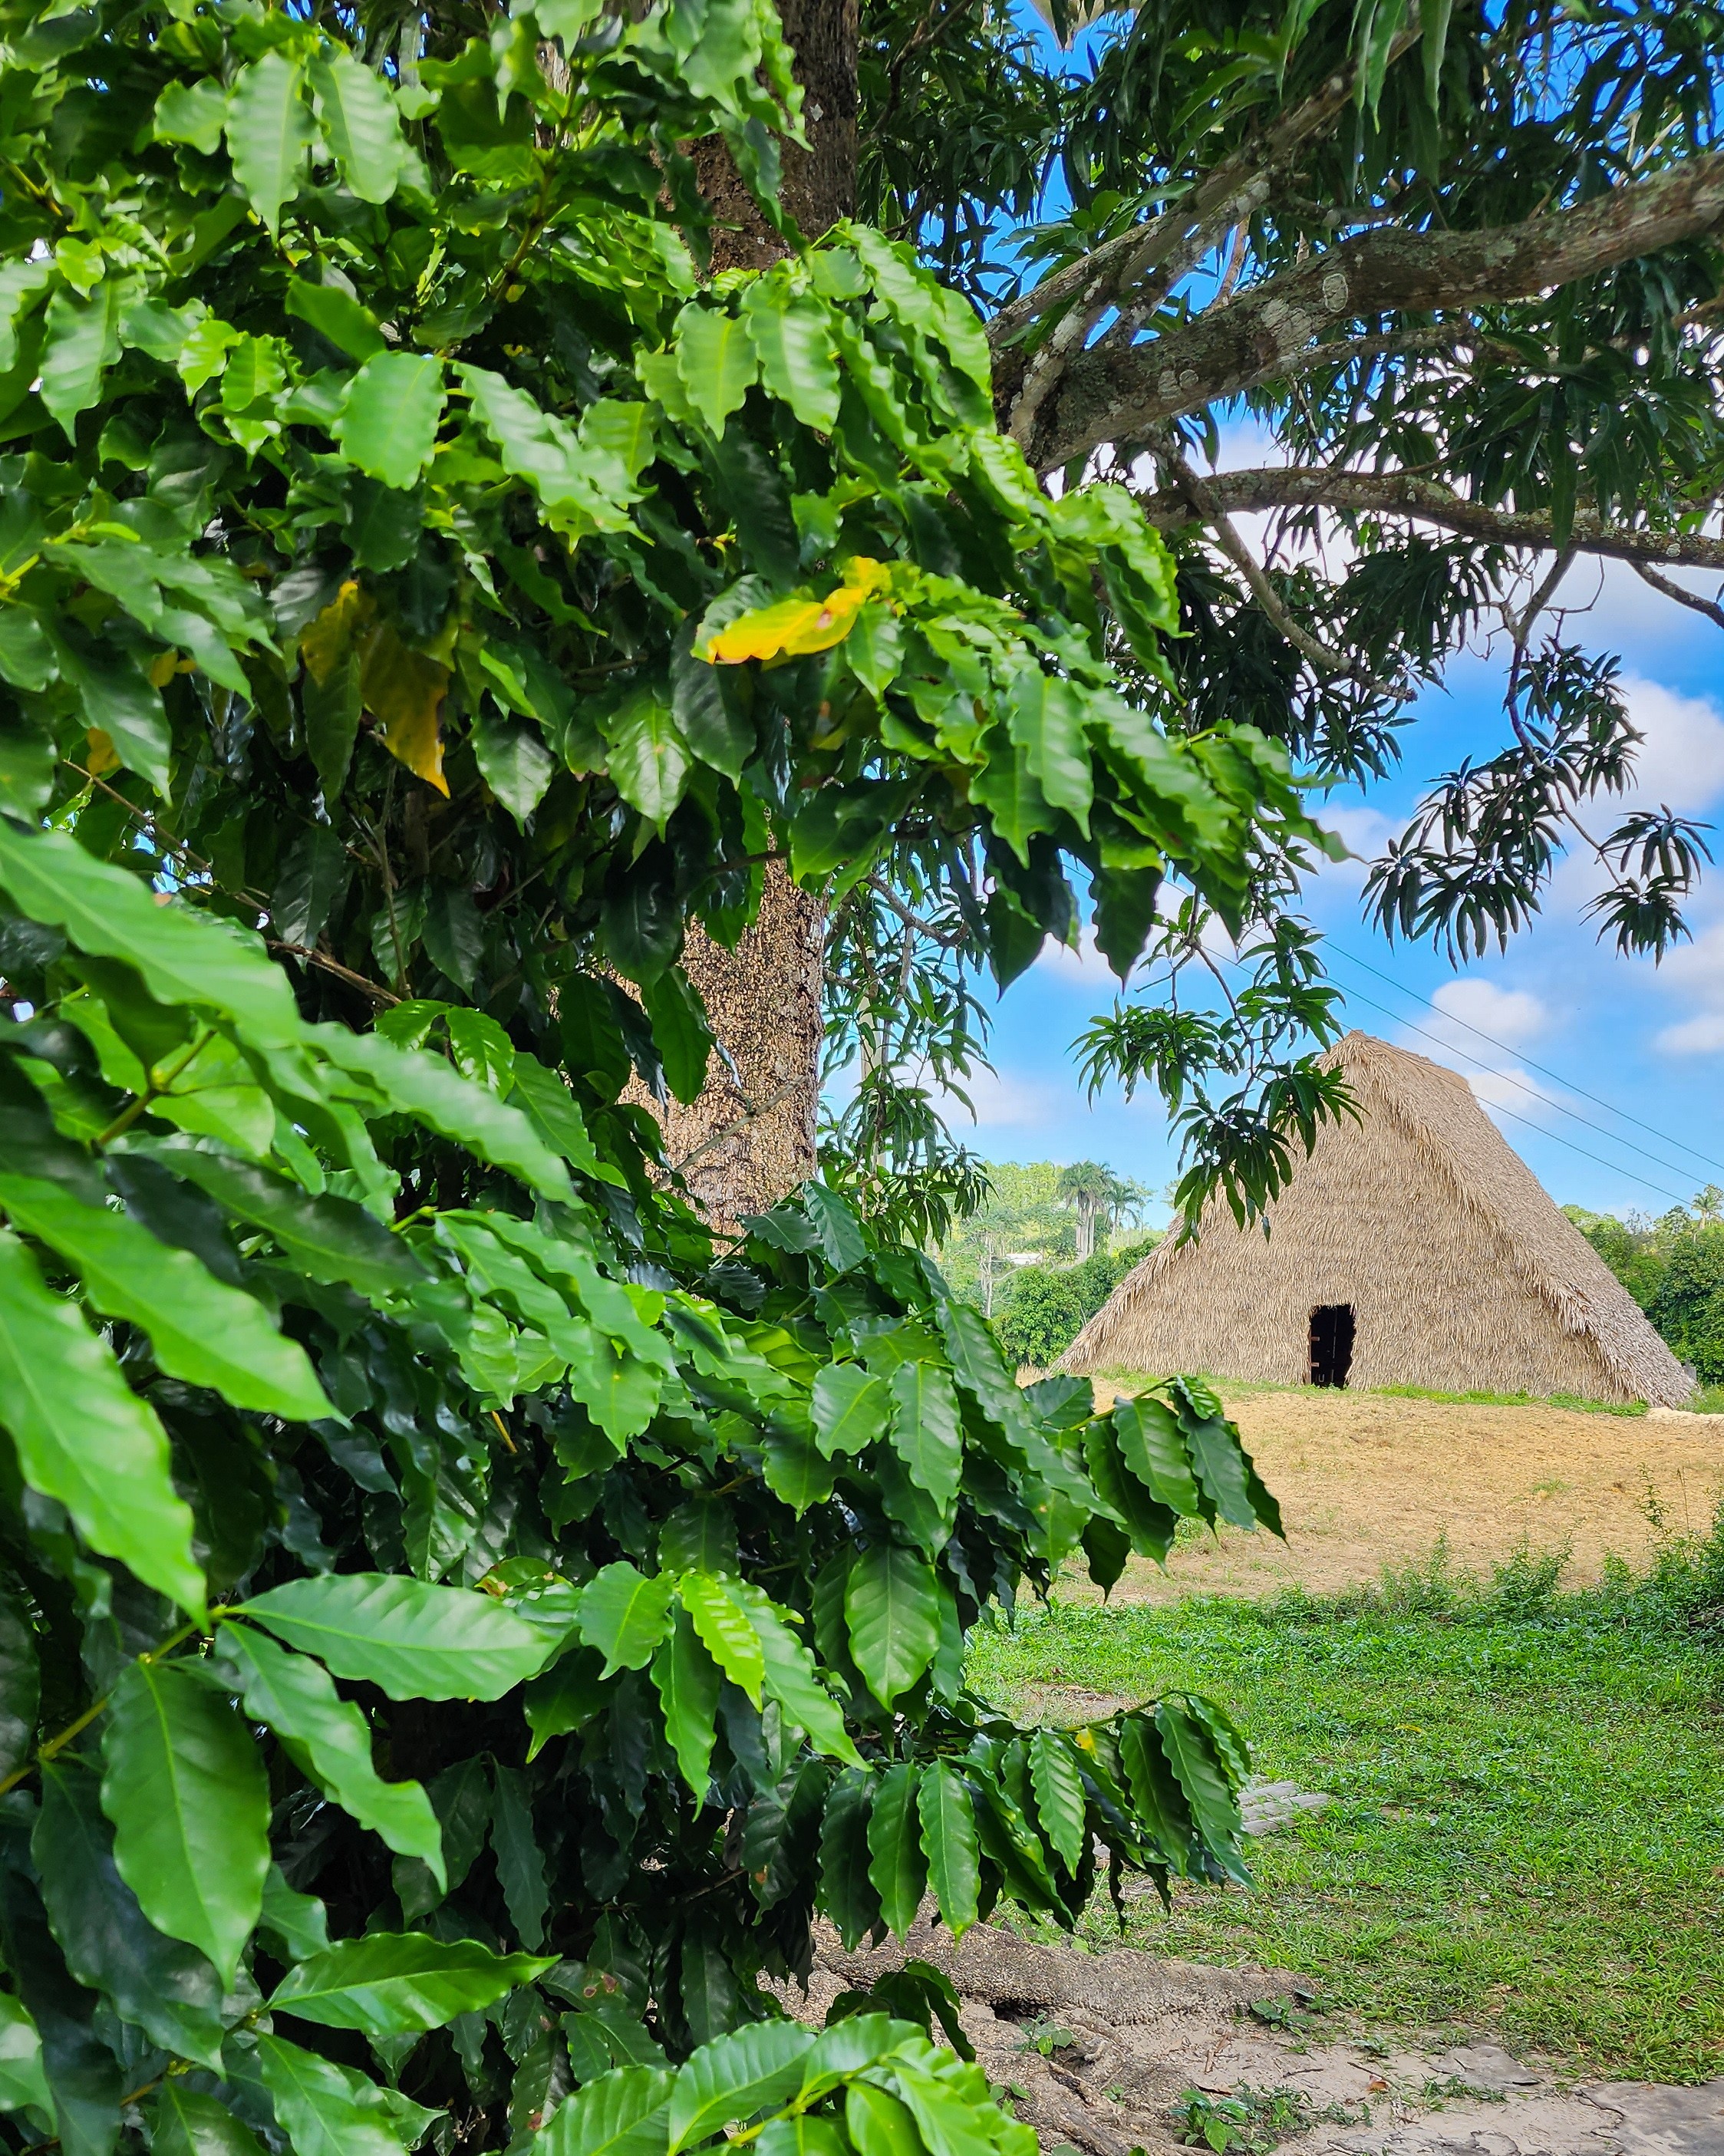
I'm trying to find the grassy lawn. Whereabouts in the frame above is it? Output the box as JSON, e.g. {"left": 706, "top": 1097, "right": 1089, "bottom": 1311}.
{"left": 967, "top": 1535, "right": 1724, "bottom": 2083}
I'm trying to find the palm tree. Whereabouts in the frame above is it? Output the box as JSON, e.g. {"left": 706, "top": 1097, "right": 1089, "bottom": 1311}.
{"left": 1056, "top": 1162, "right": 1154, "bottom": 1260}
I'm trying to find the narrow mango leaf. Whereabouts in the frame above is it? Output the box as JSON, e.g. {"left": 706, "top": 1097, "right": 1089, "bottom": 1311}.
{"left": 844, "top": 1543, "right": 938, "bottom": 1708}
{"left": 100, "top": 1661, "right": 269, "bottom": 1985}
{"left": 217, "top": 1624, "right": 444, "bottom": 1882}
{"left": 270, "top": 1933, "right": 556, "bottom": 2034}
{"left": 865, "top": 1762, "right": 925, "bottom": 1936}
{"left": 0, "top": 1228, "right": 204, "bottom": 1618}
{"left": 0, "top": 1174, "right": 328, "bottom": 1420}
{"left": 239, "top": 1574, "right": 546, "bottom": 1700}
{"left": 916, "top": 1759, "right": 979, "bottom": 1935}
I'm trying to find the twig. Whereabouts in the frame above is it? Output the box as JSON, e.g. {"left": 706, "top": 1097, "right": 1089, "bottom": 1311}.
{"left": 671, "top": 1076, "right": 803, "bottom": 1179}
{"left": 92, "top": 1028, "right": 214, "bottom": 1149}
{"left": 1633, "top": 560, "right": 1724, "bottom": 631}
{"left": 268, "top": 941, "right": 402, "bottom": 1007}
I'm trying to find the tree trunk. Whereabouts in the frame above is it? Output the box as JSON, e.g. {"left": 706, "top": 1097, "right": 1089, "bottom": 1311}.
{"left": 659, "top": 0, "right": 858, "bottom": 1228}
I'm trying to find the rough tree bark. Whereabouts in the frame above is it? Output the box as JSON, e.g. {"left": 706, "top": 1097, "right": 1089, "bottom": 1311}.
{"left": 658, "top": 0, "right": 858, "bottom": 1228}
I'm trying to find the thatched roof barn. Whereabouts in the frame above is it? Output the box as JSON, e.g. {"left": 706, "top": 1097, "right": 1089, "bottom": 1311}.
{"left": 1063, "top": 1031, "right": 1691, "bottom": 1407}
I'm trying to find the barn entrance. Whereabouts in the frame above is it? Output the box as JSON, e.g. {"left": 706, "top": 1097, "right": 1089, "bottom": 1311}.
{"left": 1309, "top": 1304, "right": 1355, "bottom": 1388}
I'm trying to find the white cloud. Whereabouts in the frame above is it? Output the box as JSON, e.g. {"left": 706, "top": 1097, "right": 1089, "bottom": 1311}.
{"left": 1387, "top": 977, "right": 1564, "bottom": 1125}
{"left": 1428, "top": 976, "right": 1550, "bottom": 1048}
{"left": 1653, "top": 918, "right": 1724, "bottom": 1057}
{"left": 927, "top": 1064, "right": 1065, "bottom": 1132}
{"left": 1617, "top": 676, "right": 1724, "bottom": 813}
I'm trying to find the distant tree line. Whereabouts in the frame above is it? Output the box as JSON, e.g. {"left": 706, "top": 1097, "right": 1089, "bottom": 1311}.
{"left": 1568, "top": 1191, "right": 1724, "bottom": 1384}
{"left": 936, "top": 1159, "right": 1159, "bottom": 1363}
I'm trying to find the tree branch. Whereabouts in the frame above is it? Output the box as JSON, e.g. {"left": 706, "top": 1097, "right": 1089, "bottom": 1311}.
{"left": 1027, "top": 150, "right": 1724, "bottom": 470}
{"left": 1633, "top": 560, "right": 1724, "bottom": 630}
{"left": 1136, "top": 464, "right": 1724, "bottom": 572}
{"left": 988, "top": 31, "right": 1419, "bottom": 354}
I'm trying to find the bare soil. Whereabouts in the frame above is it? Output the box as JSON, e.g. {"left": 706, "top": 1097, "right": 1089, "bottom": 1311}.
{"left": 1083, "top": 1379, "right": 1724, "bottom": 1602}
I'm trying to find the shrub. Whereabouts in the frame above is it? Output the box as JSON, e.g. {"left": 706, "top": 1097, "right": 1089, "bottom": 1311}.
{"left": 994, "top": 1241, "right": 1153, "bottom": 1367}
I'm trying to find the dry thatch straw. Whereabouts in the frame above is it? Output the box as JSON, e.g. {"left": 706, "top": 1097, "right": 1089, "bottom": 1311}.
{"left": 1063, "top": 1030, "right": 1692, "bottom": 1408}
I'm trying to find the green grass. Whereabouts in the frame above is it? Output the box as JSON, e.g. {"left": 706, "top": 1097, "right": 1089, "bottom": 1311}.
{"left": 1088, "top": 1368, "right": 1656, "bottom": 1414}
{"left": 967, "top": 1528, "right": 1724, "bottom": 2082}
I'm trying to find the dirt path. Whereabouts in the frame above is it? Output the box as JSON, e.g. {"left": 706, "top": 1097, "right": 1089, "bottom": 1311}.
{"left": 1084, "top": 1381, "right": 1724, "bottom": 1601}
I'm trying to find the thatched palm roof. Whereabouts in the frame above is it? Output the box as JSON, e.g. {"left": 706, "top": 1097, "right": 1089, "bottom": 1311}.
{"left": 1063, "top": 1031, "right": 1692, "bottom": 1407}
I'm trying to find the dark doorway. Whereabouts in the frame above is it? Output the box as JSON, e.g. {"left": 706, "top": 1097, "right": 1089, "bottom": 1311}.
{"left": 1309, "top": 1304, "right": 1355, "bottom": 1388}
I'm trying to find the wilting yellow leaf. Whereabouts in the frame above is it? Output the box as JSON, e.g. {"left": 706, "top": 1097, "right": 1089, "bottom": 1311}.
{"left": 300, "top": 579, "right": 375, "bottom": 686}
{"left": 84, "top": 727, "right": 120, "bottom": 776}
{"left": 147, "top": 650, "right": 177, "bottom": 689}
{"left": 360, "top": 621, "right": 450, "bottom": 796}
{"left": 700, "top": 557, "right": 895, "bottom": 665}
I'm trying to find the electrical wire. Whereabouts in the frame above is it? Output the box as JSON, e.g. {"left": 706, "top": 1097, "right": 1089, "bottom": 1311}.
{"left": 1325, "top": 940, "right": 1724, "bottom": 1180}
{"left": 1321, "top": 972, "right": 1711, "bottom": 1192}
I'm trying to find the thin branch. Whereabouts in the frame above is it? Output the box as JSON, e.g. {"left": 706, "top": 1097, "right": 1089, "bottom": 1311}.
{"left": 1633, "top": 560, "right": 1724, "bottom": 631}
{"left": 267, "top": 940, "right": 403, "bottom": 1007}
{"left": 1028, "top": 149, "right": 1724, "bottom": 470}
{"left": 1136, "top": 465, "right": 1724, "bottom": 572}
{"left": 671, "top": 1075, "right": 803, "bottom": 1179}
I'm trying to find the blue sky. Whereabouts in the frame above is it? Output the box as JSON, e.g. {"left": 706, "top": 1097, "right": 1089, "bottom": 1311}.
{"left": 846, "top": 2, "right": 1724, "bottom": 1230}
{"left": 926, "top": 552, "right": 1724, "bottom": 1226}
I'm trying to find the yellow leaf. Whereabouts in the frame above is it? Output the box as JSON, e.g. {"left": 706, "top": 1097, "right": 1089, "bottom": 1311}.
{"left": 300, "top": 580, "right": 375, "bottom": 687}
{"left": 147, "top": 650, "right": 177, "bottom": 688}
{"left": 700, "top": 559, "right": 894, "bottom": 667}
{"left": 84, "top": 727, "right": 120, "bottom": 776}
{"left": 360, "top": 621, "right": 450, "bottom": 796}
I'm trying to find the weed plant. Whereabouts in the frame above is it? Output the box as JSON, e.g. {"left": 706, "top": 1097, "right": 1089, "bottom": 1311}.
{"left": 969, "top": 1505, "right": 1724, "bottom": 2082}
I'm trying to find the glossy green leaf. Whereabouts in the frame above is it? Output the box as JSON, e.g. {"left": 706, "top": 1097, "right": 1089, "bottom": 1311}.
{"left": 886, "top": 1360, "right": 962, "bottom": 1519}
{"left": 260, "top": 1866, "right": 330, "bottom": 1961}
{"left": 818, "top": 1767, "right": 879, "bottom": 1951}
{"left": 39, "top": 282, "right": 117, "bottom": 439}
{"left": 127, "top": 1145, "right": 427, "bottom": 1302}
{"left": 0, "top": 1583, "right": 39, "bottom": 1782}
{"left": 1027, "top": 1729, "right": 1086, "bottom": 1874}
{"left": 310, "top": 1024, "right": 575, "bottom": 1201}
{"left": 285, "top": 278, "right": 387, "bottom": 362}
{"left": 33, "top": 1761, "right": 227, "bottom": 2069}
{"left": 0, "top": 1173, "right": 328, "bottom": 1419}
{"left": 650, "top": 1605, "right": 721, "bottom": 1795}
{"left": 0, "top": 823, "right": 300, "bottom": 1046}
{"left": 536, "top": 2064, "right": 671, "bottom": 2156}
{"left": 811, "top": 1363, "right": 889, "bottom": 1457}
{"left": 253, "top": 2033, "right": 436, "bottom": 2156}
{"left": 337, "top": 354, "right": 445, "bottom": 491}
{"left": 1155, "top": 1703, "right": 1248, "bottom": 1881}
{"left": 216, "top": 1623, "right": 444, "bottom": 1881}
{"left": 239, "top": 1574, "right": 547, "bottom": 1699}
{"left": 916, "top": 1759, "right": 979, "bottom": 1936}
{"left": 1113, "top": 1394, "right": 1202, "bottom": 1515}
{"left": 308, "top": 48, "right": 404, "bottom": 202}
{"left": 677, "top": 1571, "right": 764, "bottom": 1705}
{"left": 844, "top": 1543, "right": 939, "bottom": 1707}
{"left": 844, "top": 2081, "right": 919, "bottom": 2156}
{"left": 865, "top": 1762, "right": 925, "bottom": 1935}
{"left": 672, "top": 305, "right": 760, "bottom": 437}
{"left": 150, "top": 2085, "right": 268, "bottom": 2156}
{"left": 575, "top": 1561, "right": 673, "bottom": 1676}
{"left": 665, "top": 2022, "right": 813, "bottom": 2152}
{"left": 640, "top": 971, "right": 712, "bottom": 1105}
{"left": 100, "top": 1660, "right": 269, "bottom": 1985}
{"left": 270, "top": 1933, "right": 556, "bottom": 2034}
{"left": 727, "top": 1584, "right": 860, "bottom": 1765}
{"left": 0, "top": 1993, "right": 48, "bottom": 2115}
{"left": 490, "top": 1764, "right": 550, "bottom": 1948}
{"left": 153, "top": 78, "right": 228, "bottom": 153}
{"left": 0, "top": 1227, "right": 204, "bottom": 1617}
{"left": 740, "top": 288, "right": 841, "bottom": 433}
{"left": 603, "top": 691, "right": 690, "bottom": 827}
{"left": 226, "top": 54, "right": 314, "bottom": 235}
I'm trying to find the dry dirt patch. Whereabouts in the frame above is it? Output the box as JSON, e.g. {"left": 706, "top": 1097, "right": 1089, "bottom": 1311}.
{"left": 1084, "top": 1380, "right": 1723, "bottom": 1602}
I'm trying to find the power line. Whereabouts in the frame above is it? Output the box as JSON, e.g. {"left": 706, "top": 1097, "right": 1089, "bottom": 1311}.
{"left": 1473, "top": 1092, "right": 1693, "bottom": 1209}
{"left": 1326, "top": 940, "right": 1724, "bottom": 1182}
{"left": 1323, "top": 971, "right": 1712, "bottom": 1192}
